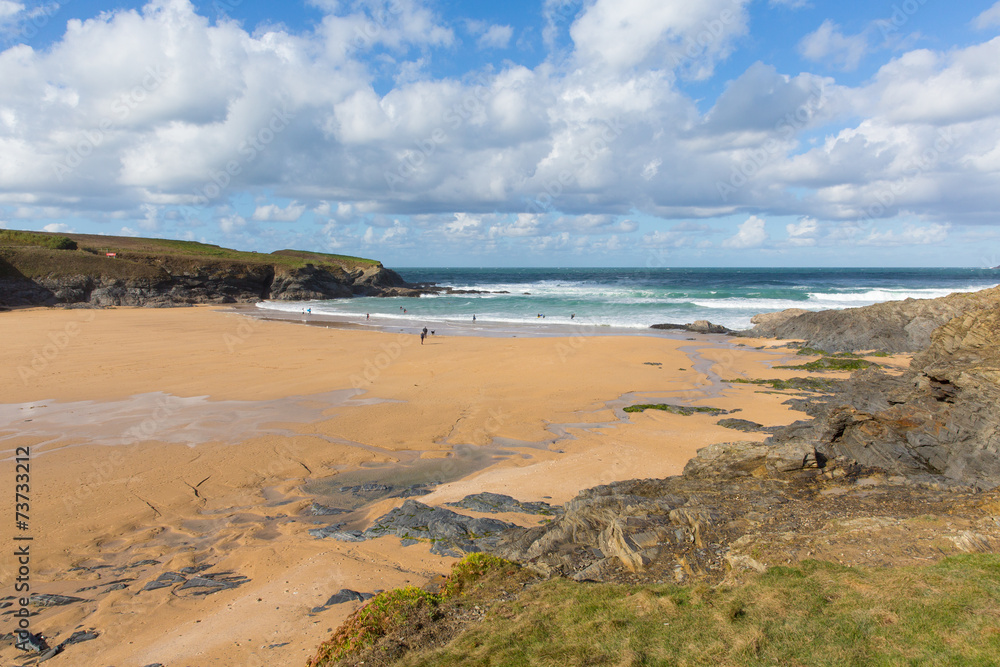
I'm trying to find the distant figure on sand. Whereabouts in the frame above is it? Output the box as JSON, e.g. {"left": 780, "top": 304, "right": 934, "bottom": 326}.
{"left": 420, "top": 331, "right": 426, "bottom": 344}
{"left": 366, "top": 313, "right": 370, "bottom": 320}
{"left": 472, "top": 314, "right": 476, "bottom": 321}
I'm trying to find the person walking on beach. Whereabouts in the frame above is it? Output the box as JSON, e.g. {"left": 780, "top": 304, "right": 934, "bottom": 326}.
{"left": 420, "top": 330, "right": 426, "bottom": 344}
{"left": 472, "top": 314, "right": 476, "bottom": 322}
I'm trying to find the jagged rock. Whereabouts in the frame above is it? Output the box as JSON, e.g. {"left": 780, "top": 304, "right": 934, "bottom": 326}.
{"left": 445, "top": 492, "right": 560, "bottom": 515}
{"left": 363, "top": 499, "right": 516, "bottom": 555}
{"left": 764, "top": 303, "right": 1000, "bottom": 489}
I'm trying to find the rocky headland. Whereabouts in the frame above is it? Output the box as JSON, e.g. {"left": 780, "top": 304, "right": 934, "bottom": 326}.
{"left": 738, "top": 285, "right": 1000, "bottom": 354}
{"left": 0, "top": 230, "right": 430, "bottom": 308}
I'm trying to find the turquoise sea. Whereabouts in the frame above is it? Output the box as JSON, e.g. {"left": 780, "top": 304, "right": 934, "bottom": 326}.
{"left": 256, "top": 267, "right": 1000, "bottom": 333}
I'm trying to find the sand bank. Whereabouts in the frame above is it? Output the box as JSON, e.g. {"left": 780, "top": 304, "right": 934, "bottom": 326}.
{"left": 1, "top": 306, "right": 814, "bottom": 665}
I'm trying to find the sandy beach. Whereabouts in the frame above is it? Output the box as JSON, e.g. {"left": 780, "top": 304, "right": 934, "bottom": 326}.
{"left": 1, "top": 305, "right": 826, "bottom": 665}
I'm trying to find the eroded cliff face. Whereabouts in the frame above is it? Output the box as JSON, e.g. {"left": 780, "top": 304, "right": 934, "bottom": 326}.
{"left": 0, "top": 263, "right": 424, "bottom": 307}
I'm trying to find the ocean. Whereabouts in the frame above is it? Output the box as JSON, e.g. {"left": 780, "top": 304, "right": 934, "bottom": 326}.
{"left": 256, "top": 267, "right": 1000, "bottom": 333}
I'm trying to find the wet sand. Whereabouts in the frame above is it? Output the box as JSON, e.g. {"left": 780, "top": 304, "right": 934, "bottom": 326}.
{"left": 1, "top": 306, "right": 814, "bottom": 665}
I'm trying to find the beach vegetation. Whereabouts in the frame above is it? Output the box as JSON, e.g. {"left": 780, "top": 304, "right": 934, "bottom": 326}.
{"left": 309, "top": 553, "right": 528, "bottom": 667}
{"left": 333, "top": 554, "right": 1000, "bottom": 667}
{"left": 777, "top": 357, "right": 877, "bottom": 372}
{"left": 724, "top": 377, "right": 839, "bottom": 392}
{"left": 623, "top": 403, "right": 726, "bottom": 416}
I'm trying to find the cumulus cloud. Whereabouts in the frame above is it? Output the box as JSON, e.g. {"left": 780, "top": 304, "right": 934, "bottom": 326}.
{"left": 723, "top": 215, "right": 768, "bottom": 248}
{"left": 569, "top": 0, "right": 750, "bottom": 77}
{"left": 974, "top": 2, "right": 1000, "bottom": 29}
{"left": 42, "top": 222, "right": 73, "bottom": 233}
{"left": 251, "top": 201, "right": 306, "bottom": 222}
{"left": 1, "top": 0, "right": 999, "bottom": 261}
{"left": 799, "top": 20, "right": 870, "bottom": 71}
{"left": 785, "top": 217, "right": 818, "bottom": 246}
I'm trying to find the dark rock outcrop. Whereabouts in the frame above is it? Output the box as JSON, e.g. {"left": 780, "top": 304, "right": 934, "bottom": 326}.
{"left": 0, "top": 262, "right": 427, "bottom": 308}
{"left": 488, "top": 440, "right": 999, "bottom": 584}
{"left": 740, "top": 286, "right": 1000, "bottom": 354}
{"left": 444, "top": 492, "right": 560, "bottom": 515}
{"left": 651, "top": 320, "right": 731, "bottom": 334}
{"left": 767, "top": 302, "right": 1000, "bottom": 490}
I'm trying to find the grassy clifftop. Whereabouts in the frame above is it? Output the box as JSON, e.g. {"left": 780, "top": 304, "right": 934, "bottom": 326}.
{"left": 0, "top": 229, "right": 380, "bottom": 280}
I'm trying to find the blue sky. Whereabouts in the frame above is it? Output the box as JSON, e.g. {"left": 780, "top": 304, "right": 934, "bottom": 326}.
{"left": 2, "top": 0, "right": 1000, "bottom": 267}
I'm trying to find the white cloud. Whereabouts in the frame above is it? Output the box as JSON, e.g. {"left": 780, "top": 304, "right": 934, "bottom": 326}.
{"left": 1, "top": 0, "right": 999, "bottom": 260}
{"left": 723, "top": 215, "right": 768, "bottom": 248}
{"left": 641, "top": 158, "right": 662, "bottom": 180}
{"left": 219, "top": 214, "right": 246, "bottom": 234}
{"left": 860, "top": 223, "right": 950, "bottom": 246}
{"left": 0, "top": 1, "right": 23, "bottom": 19}
{"left": 475, "top": 24, "right": 513, "bottom": 50}
{"left": 785, "top": 217, "right": 818, "bottom": 246}
{"left": 42, "top": 222, "right": 73, "bottom": 233}
{"left": 569, "top": 0, "right": 750, "bottom": 77}
{"left": 799, "top": 20, "right": 870, "bottom": 71}
{"left": 974, "top": 2, "right": 1000, "bottom": 29}
{"left": 251, "top": 201, "right": 306, "bottom": 222}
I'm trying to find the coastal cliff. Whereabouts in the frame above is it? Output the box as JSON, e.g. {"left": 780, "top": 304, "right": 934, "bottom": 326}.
{"left": 0, "top": 230, "right": 425, "bottom": 308}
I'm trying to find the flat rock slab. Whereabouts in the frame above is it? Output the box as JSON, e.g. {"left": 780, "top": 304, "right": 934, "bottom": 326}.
{"left": 309, "top": 526, "right": 365, "bottom": 541}
{"left": 30, "top": 594, "right": 88, "bottom": 607}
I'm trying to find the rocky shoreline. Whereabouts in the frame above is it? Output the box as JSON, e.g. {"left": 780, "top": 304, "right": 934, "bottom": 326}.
{"left": 488, "top": 285, "right": 1000, "bottom": 584}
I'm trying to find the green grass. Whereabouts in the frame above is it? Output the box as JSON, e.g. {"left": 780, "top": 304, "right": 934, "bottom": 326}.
{"left": 392, "top": 555, "right": 1000, "bottom": 667}
{"left": 0, "top": 228, "right": 380, "bottom": 279}
{"left": 623, "top": 404, "right": 727, "bottom": 416}
{"left": 0, "top": 230, "right": 77, "bottom": 250}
